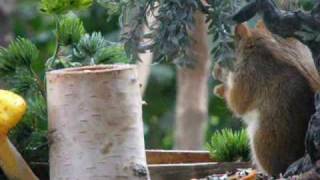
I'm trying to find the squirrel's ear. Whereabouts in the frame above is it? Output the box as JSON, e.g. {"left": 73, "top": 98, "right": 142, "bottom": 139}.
{"left": 256, "top": 20, "right": 272, "bottom": 36}
{"left": 235, "top": 23, "right": 251, "bottom": 39}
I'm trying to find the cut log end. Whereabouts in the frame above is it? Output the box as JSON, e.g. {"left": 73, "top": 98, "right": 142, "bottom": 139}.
{"left": 47, "top": 64, "right": 136, "bottom": 75}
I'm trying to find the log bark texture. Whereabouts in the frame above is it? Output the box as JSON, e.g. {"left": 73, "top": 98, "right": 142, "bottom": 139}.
{"left": 175, "top": 11, "right": 211, "bottom": 150}
{"left": 47, "top": 65, "right": 149, "bottom": 180}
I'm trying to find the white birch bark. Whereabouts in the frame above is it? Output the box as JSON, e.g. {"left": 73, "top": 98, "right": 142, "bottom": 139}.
{"left": 47, "top": 65, "right": 149, "bottom": 180}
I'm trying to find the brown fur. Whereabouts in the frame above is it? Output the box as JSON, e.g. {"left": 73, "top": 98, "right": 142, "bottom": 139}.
{"left": 214, "top": 22, "right": 318, "bottom": 177}
{"left": 255, "top": 20, "right": 320, "bottom": 91}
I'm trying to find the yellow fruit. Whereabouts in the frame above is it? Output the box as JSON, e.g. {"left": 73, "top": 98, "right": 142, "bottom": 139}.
{"left": 0, "top": 90, "right": 27, "bottom": 135}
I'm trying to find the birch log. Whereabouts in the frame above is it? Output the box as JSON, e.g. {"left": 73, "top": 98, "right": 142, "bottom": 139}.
{"left": 175, "top": 11, "right": 211, "bottom": 150}
{"left": 47, "top": 65, "right": 149, "bottom": 180}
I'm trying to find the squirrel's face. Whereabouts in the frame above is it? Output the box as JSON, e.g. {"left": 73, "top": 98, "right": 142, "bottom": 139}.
{"left": 234, "top": 23, "right": 277, "bottom": 63}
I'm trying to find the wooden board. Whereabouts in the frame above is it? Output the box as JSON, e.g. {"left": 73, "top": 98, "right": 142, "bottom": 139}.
{"left": 28, "top": 150, "right": 251, "bottom": 180}
{"left": 149, "top": 162, "right": 252, "bottom": 180}
{"left": 146, "top": 150, "right": 214, "bottom": 164}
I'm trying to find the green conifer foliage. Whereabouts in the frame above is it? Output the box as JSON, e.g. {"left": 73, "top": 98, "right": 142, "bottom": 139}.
{"left": 0, "top": 2, "right": 130, "bottom": 176}
{"left": 57, "top": 15, "right": 86, "bottom": 46}
{"left": 207, "top": 129, "right": 250, "bottom": 162}
{"left": 40, "top": 0, "right": 93, "bottom": 14}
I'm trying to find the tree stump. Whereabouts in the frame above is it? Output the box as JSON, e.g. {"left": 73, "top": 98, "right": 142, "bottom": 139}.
{"left": 47, "top": 65, "right": 150, "bottom": 180}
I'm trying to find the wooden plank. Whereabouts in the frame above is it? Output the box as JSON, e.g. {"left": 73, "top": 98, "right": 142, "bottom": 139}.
{"left": 149, "top": 162, "right": 252, "bottom": 180}
{"left": 29, "top": 151, "right": 250, "bottom": 180}
{"left": 146, "top": 150, "right": 214, "bottom": 164}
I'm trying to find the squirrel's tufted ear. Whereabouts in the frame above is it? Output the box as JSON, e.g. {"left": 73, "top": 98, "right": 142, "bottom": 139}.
{"left": 256, "top": 20, "right": 272, "bottom": 36}
{"left": 235, "top": 23, "right": 252, "bottom": 40}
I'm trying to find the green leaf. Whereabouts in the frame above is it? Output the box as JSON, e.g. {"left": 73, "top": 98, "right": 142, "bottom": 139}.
{"left": 10, "top": 69, "right": 38, "bottom": 96}
{"left": 299, "top": 0, "right": 316, "bottom": 10}
{"left": 97, "top": 0, "right": 123, "bottom": 16}
{"left": 121, "top": 0, "right": 200, "bottom": 65}
{"left": 207, "top": 0, "right": 243, "bottom": 66}
{"left": 27, "top": 95, "right": 48, "bottom": 126}
{"left": 40, "top": 0, "right": 93, "bottom": 14}
{"left": 71, "top": 0, "right": 93, "bottom": 10}
{"left": 9, "top": 93, "right": 48, "bottom": 163}
{"left": 57, "top": 15, "right": 86, "bottom": 46}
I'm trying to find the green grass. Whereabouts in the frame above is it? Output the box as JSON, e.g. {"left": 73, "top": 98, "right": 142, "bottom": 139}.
{"left": 207, "top": 128, "right": 250, "bottom": 162}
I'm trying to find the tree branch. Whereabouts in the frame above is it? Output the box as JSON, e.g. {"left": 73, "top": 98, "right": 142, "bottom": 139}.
{"left": 232, "top": 0, "right": 320, "bottom": 67}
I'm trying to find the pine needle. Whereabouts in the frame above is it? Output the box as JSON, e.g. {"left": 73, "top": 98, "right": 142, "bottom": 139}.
{"left": 207, "top": 128, "right": 250, "bottom": 162}
{"left": 73, "top": 33, "right": 129, "bottom": 65}
{"left": 7, "top": 38, "right": 39, "bottom": 68}
{"left": 57, "top": 15, "right": 86, "bottom": 46}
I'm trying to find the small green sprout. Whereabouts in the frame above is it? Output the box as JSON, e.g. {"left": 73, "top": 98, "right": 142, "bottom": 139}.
{"left": 73, "top": 32, "right": 129, "bottom": 65}
{"left": 57, "top": 15, "right": 86, "bottom": 46}
{"left": 94, "top": 45, "right": 129, "bottom": 64}
{"left": 207, "top": 128, "right": 250, "bottom": 162}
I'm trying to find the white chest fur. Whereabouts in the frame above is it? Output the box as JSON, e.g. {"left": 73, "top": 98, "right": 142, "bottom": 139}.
{"left": 241, "top": 109, "right": 266, "bottom": 173}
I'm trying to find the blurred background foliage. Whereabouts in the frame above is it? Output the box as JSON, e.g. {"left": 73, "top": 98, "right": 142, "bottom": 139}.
{"left": 7, "top": 0, "right": 241, "bottom": 157}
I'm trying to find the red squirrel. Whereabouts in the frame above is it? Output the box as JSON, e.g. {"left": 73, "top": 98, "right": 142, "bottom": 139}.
{"left": 213, "top": 22, "right": 320, "bottom": 176}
